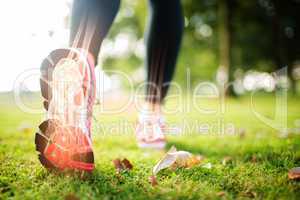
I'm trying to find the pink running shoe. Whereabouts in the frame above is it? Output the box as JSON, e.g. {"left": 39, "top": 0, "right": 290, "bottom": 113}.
{"left": 135, "top": 113, "right": 166, "bottom": 149}
{"left": 35, "top": 48, "right": 96, "bottom": 172}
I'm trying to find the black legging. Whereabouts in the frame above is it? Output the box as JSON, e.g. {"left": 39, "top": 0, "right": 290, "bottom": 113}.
{"left": 70, "top": 0, "right": 183, "bottom": 104}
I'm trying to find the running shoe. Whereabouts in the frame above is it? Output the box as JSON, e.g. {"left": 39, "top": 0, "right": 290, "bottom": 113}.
{"left": 35, "top": 48, "right": 96, "bottom": 172}
{"left": 135, "top": 112, "right": 166, "bottom": 149}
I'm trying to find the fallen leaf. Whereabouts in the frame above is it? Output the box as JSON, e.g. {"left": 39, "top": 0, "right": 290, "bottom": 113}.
{"left": 122, "top": 158, "right": 133, "bottom": 170}
{"left": 152, "top": 146, "right": 178, "bottom": 175}
{"left": 148, "top": 175, "right": 158, "bottom": 186}
{"left": 251, "top": 155, "right": 257, "bottom": 163}
{"left": 288, "top": 167, "right": 300, "bottom": 180}
{"left": 216, "top": 191, "right": 225, "bottom": 197}
{"left": 113, "top": 159, "right": 124, "bottom": 172}
{"left": 152, "top": 146, "right": 204, "bottom": 175}
{"left": 186, "top": 155, "right": 204, "bottom": 168}
{"left": 222, "top": 156, "right": 232, "bottom": 165}
{"left": 171, "top": 151, "right": 195, "bottom": 168}
{"left": 243, "top": 191, "right": 257, "bottom": 198}
{"left": 152, "top": 146, "right": 192, "bottom": 175}
{"left": 64, "top": 194, "right": 80, "bottom": 200}
{"left": 113, "top": 158, "right": 133, "bottom": 173}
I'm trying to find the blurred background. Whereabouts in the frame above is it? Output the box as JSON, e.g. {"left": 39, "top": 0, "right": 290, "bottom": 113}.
{"left": 1, "top": 1, "right": 300, "bottom": 198}
{"left": 0, "top": 0, "right": 300, "bottom": 96}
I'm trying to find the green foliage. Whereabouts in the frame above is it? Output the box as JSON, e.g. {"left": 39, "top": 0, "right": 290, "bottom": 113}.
{"left": 99, "top": 0, "right": 300, "bottom": 88}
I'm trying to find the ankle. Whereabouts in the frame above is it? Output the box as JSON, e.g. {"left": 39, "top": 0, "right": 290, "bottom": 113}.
{"left": 143, "top": 102, "right": 161, "bottom": 115}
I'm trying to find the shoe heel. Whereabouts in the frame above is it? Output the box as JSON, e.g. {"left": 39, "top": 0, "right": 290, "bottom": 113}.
{"left": 35, "top": 120, "right": 56, "bottom": 169}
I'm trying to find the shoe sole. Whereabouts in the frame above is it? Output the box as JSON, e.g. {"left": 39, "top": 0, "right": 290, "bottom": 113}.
{"left": 35, "top": 48, "right": 94, "bottom": 171}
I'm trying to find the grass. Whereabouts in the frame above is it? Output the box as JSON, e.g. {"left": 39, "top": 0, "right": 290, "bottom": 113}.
{"left": 1, "top": 92, "right": 300, "bottom": 199}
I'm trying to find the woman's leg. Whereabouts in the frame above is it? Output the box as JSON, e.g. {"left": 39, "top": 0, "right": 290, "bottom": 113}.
{"left": 135, "top": 0, "right": 183, "bottom": 149}
{"left": 35, "top": 0, "right": 122, "bottom": 171}
{"left": 145, "top": 0, "right": 184, "bottom": 108}
{"left": 70, "top": 0, "right": 121, "bottom": 63}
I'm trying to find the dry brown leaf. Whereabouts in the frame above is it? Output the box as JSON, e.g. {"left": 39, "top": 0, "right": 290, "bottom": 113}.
{"left": 122, "top": 158, "right": 133, "bottom": 170}
{"left": 216, "top": 191, "right": 225, "bottom": 197}
{"left": 64, "top": 194, "right": 80, "bottom": 200}
{"left": 113, "top": 158, "right": 133, "bottom": 173}
{"left": 152, "top": 146, "right": 203, "bottom": 175}
{"left": 222, "top": 156, "right": 232, "bottom": 165}
{"left": 152, "top": 146, "right": 192, "bottom": 175}
{"left": 288, "top": 167, "right": 300, "bottom": 180}
{"left": 152, "top": 146, "right": 179, "bottom": 175}
{"left": 113, "top": 159, "right": 124, "bottom": 172}
{"left": 186, "top": 155, "right": 204, "bottom": 168}
{"left": 148, "top": 175, "right": 158, "bottom": 186}
{"left": 243, "top": 191, "right": 257, "bottom": 198}
{"left": 251, "top": 155, "right": 257, "bottom": 163}
{"left": 173, "top": 155, "right": 202, "bottom": 168}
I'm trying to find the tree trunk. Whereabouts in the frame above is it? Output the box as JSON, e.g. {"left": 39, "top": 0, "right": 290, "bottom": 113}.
{"left": 217, "top": 0, "right": 232, "bottom": 95}
{"left": 272, "top": 0, "right": 296, "bottom": 94}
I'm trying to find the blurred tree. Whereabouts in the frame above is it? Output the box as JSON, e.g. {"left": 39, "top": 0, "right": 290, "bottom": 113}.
{"left": 216, "top": 0, "right": 230, "bottom": 88}
{"left": 271, "top": 0, "right": 300, "bottom": 93}
{"left": 231, "top": 0, "right": 300, "bottom": 93}
{"left": 98, "top": 0, "right": 300, "bottom": 94}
